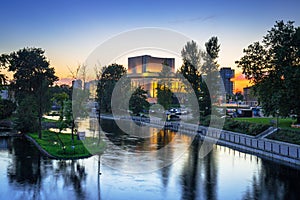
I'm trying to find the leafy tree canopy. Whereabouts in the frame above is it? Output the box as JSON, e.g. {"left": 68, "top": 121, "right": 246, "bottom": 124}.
{"left": 96, "top": 63, "right": 127, "bottom": 113}
{"left": 236, "top": 20, "right": 300, "bottom": 123}
{"left": 0, "top": 47, "right": 58, "bottom": 136}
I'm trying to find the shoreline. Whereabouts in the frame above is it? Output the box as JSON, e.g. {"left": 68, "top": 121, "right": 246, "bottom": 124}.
{"left": 102, "top": 115, "right": 300, "bottom": 168}
{"left": 24, "top": 134, "right": 100, "bottom": 160}
{"left": 9, "top": 115, "right": 300, "bottom": 168}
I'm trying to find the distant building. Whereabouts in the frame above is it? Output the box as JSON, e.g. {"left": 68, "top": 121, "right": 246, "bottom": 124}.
{"left": 127, "top": 55, "right": 184, "bottom": 101}
{"left": 0, "top": 85, "right": 14, "bottom": 101}
{"left": 0, "top": 89, "right": 9, "bottom": 99}
{"left": 128, "top": 55, "right": 175, "bottom": 74}
{"left": 220, "top": 67, "right": 234, "bottom": 95}
{"left": 84, "top": 80, "right": 98, "bottom": 99}
{"left": 72, "top": 79, "right": 83, "bottom": 89}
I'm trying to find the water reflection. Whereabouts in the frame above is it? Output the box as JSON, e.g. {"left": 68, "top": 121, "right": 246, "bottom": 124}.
{"left": 1, "top": 122, "right": 300, "bottom": 199}
{"left": 4, "top": 138, "right": 89, "bottom": 199}
{"left": 242, "top": 160, "right": 300, "bottom": 200}
{"left": 99, "top": 119, "right": 188, "bottom": 172}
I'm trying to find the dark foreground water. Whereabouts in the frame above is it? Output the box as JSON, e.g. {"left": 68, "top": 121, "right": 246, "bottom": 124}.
{"left": 1, "top": 119, "right": 300, "bottom": 200}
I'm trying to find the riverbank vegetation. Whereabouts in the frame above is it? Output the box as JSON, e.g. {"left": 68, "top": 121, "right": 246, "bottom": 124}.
{"left": 233, "top": 117, "right": 300, "bottom": 144}
{"left": 267, "top": 129, "right": 300, "bottom": 145}
{"left": 199, "top": 116, "right": 269, "bottom": 136}
{"left": 28, "top": 130, "right": 105, "bottom": 159}
{"left": 234, "top": 117, "right": 298, "bottom": 130}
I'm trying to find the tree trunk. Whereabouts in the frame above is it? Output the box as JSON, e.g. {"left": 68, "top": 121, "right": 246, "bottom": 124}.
{"left": 71, "top": 120, "right": 75, "bottom": 142}
{"left": 38, "top": 106, "right": 42, "bottom": 139}
{"left": 97, "top": 101, "right": 101, "bottom": 146}
{"left": 297, "top": 115, "right": 300, "bottom": 124}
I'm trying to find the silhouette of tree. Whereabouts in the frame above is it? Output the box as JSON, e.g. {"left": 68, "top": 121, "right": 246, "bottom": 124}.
{"left": 236, "top": 21, "right": 300, "bottom": 123}
{"left": 0, "top": 48, "right": 58, "bottom": 137}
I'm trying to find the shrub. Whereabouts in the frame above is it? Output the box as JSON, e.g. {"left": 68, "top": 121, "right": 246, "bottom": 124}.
{"left": 223, "top": 119, "right": 269, "bottom": 136}
{"left": 0, "top": 99, "right": 16, "bottom": 119}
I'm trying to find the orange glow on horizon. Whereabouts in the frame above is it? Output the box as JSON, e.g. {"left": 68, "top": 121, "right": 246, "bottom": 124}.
{"left": 231, "top": 72, "right": 252, "bottom": 94}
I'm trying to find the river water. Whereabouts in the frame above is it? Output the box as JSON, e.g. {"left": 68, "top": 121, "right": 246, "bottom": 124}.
{"left": 0, "top": 119, "right": 300, "bottom": 200}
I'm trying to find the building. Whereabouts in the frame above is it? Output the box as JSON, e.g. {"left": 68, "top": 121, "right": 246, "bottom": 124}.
{"left": 127, "top": 55, "right": 184, "bottom": 102}
{"left": 219, "top": 67, "right": 234, "bottom": 95}
{"left": 128, "top": 55, "right": 175, "bottom": 74}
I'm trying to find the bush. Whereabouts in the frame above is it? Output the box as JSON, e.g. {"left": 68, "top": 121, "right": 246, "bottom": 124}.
{"left": 267, "top": 129, "right": 300, "bottom": 145}
{"left": 223, "top": 120, "right": 269, "bottom": 136}
{"left": 0, "top": 99, "right": 16, "bottom": 119}
{"left": 199, "top": 115, "right": 270, "bottom": 136}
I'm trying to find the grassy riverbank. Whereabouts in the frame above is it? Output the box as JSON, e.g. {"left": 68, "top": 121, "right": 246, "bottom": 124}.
{"left": 28, "top": 130, "right": 106, "bottom": 159}
{"left": 234, "top": 117, "right": 300, "bottom": 145}
{"left": 234, "top": 117, "right": 297, "bottom": 130}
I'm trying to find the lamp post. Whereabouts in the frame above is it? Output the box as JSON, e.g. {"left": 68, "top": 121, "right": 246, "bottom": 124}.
{"left": 276, "top": 110, "right": 279, "bottom": 130}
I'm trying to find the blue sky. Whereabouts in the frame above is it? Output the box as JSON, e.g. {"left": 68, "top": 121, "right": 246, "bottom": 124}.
{"left": 1, "top": 0, "right": 300, "bottom": 78}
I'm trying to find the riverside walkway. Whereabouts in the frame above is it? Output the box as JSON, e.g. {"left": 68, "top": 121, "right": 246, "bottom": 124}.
{"left": 103, "top": 115, "right": 300, "bottom": 167}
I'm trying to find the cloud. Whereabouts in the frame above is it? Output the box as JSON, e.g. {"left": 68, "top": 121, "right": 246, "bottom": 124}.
{"left": 169, "top": 15, "right": 216, "bottom": 24}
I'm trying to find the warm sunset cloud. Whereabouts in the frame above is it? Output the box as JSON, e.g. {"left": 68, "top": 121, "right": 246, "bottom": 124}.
{"left": 55, "top": 78, "right": 73, "bottom": 86}
{"left": 231, "top": 72, "right": 252, "bottom": 93}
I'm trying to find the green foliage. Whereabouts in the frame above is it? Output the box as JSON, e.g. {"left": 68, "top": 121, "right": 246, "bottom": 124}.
{"left": 234, "top": 117, "right": 299, "bottom": 130}
{"left": 156, "top": 62, "right": 177, "bottom": 109}
{"left": 97, "top": 63, "right": 126, "bottom": 113}
{"left": 223, "top": 119, "right": 269, "bottom": 136}
{"left": 0, "top": 47, "right": 58, "bottom": 136}
{"left": 267, "top": 129, "right": 300, "bottom": 145}
{"left": 236, "top": 21, "right": 300, "bottom": 123}
{"left": 200, "top": 115, "right": 269, "bottom": 135}
{"left": 50, "top": 85, "right": 72, "bottom": 101}
{"left": 202, "top": 36, "right": 220, "bottom": 74}
{"left": 156, "top": 85, "right": 173, "bottom": 110}
{"left": 235, "top": 92, "right": 244, "bottom": 101}
{"left": 179, "top": 38, "right": 222, "bottom": 119}
{"left": 178, "top": 60, "right": 211, "bottom": 118}
{"left": 181, "top": 40, "right": 201, "bottom": 69}
{"left": 52, "top": 92, "right": 70, "bottom": 132}
{"left": 129, "top": 86, "right": 150, "bottom": 115}
{"left": 15, "top": 95, "right": 38, "bottom": 133}
{"left": 0, "top": 99, "right": 16, "bottom": 119}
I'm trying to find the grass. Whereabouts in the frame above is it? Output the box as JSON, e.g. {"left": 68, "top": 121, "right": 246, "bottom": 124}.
{"left": 234, "top": 117, "right": 298, "bottom": 130}
{"left": 28, "top": 130, "right": 106, "bottom": 159}
{"left": 234, "top": 117, "right": 300, "bottom": 145}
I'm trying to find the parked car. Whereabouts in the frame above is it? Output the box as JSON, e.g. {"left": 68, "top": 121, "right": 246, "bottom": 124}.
{"left": 169, "top": 108, "right": 181, "bottom": 115}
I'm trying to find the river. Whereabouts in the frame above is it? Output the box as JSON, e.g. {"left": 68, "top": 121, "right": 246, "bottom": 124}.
{"left": 0, "top": 119, "right": 300, "bottom": 200}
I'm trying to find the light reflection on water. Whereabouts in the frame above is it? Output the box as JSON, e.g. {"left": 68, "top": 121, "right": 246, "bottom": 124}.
{"left": 0, "top": 119, "right": 300, "bottom": 200}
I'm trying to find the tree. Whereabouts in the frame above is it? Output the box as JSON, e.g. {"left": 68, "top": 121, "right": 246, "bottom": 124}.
{"left": 96, "top": 63, "right": 127, "bottom": 113}
{"left": 0, "top": 48, "right": 58, "bottom": 137}
{"left": 0, "top": 74, "right": 5, "bottom": 86}
{"left": 52, "top": 92, "right": 70, "bottom": 133}
{"left": 129, "top": 86, "right": 150, "bottom": 115}
{"left": 156, "top": 61, "right": 176, "bottom": 109}
{"left": 202, "top": 36, "right": 220, "bottom": 74}
{"left": 235, "top": 92, "right": 244, "bottom": 102}
{"left": 0, "top": 99, "right": 16, "bottom": 120}
{"left": 0, "top": 56, "right": 7, "bottom": 86}
{"left": 181, "top": 40, "right": 202, "bottom": 70}
{"left": 178, "top": 59, "right": 210, "bottom": 118}
{"left": 202, "top": 37, "right": 222, "bottom": 103}
{"left": 236, "top": 21, "right": 300, "bottom": 123}
{"left": 14, "top": 95, "right": 38, "bottom": 133}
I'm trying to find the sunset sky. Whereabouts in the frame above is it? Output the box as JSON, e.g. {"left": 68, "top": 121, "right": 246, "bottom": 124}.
{"left": 1, "top": 0, "right": 299, "bottom": 92}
